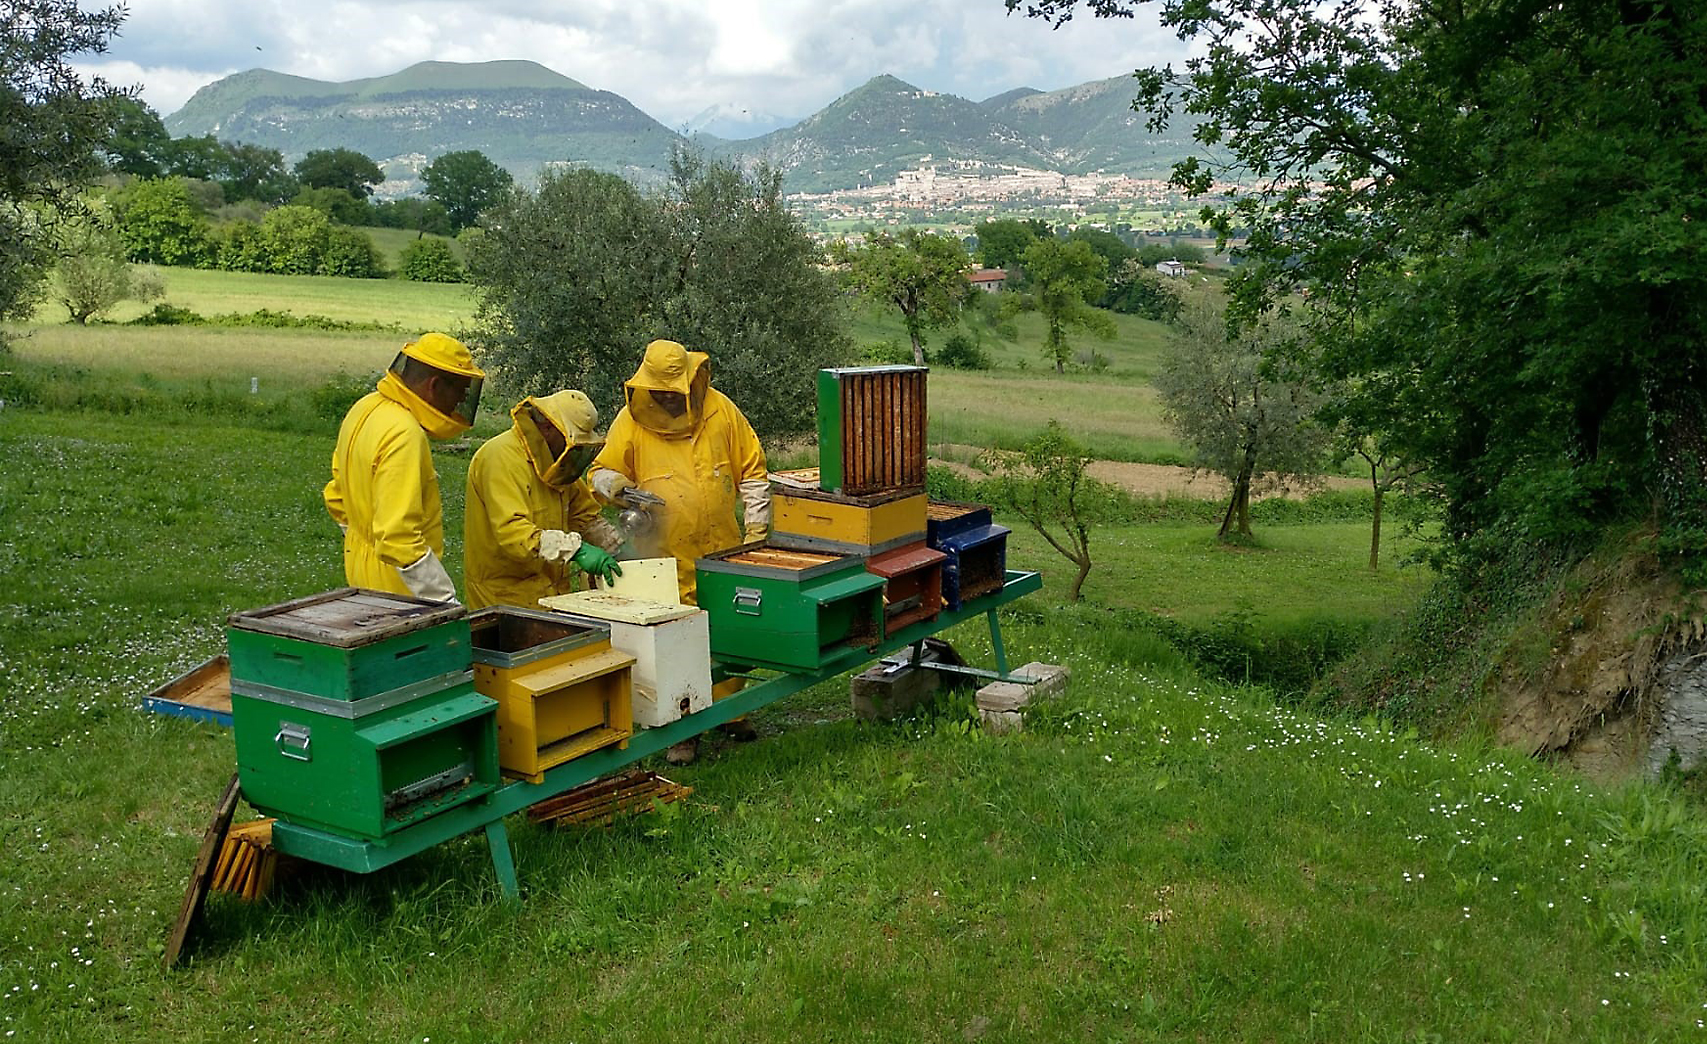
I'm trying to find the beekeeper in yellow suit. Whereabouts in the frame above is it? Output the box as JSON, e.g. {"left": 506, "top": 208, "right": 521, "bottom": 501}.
{"left": 324, "top": 332, "right": 484, "bottom": 603}
{"left": 589, "top": 339, "right": 770, "bottom": 604}
{"left": 590, "top": 339, "right": 769, "bottom": 765}
{"left": 463, "top": 390, "right": 626, "bottom": 610}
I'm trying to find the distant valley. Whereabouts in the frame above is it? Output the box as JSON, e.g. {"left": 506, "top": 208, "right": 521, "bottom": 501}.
{"left": 163, "top": 60, "right": 1200, "bottom": 196}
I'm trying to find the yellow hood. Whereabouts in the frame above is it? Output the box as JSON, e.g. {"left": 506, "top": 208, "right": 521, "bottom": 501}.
{"left": 377, "top": 371, "right": 468, "bottom": 440}
{"left": 511, "top": 389, "right": 603, "bottom": 487}
{"left": 624, "top": 339, "right": 711, "bottom": 436}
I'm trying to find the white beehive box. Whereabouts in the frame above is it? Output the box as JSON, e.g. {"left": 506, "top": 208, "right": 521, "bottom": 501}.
{"left": 539, "top": 591, "right": 712, "bottom": 728}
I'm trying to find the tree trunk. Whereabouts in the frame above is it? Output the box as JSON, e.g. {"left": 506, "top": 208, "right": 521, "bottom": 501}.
{"left": 1068, "top": 555, "right": 1091, "bottom": 602}
{"left": 909, "top": 330, "right": 926, "bottom": 367}
{"left": 1369, "top": 487, "right": 1384, "bottom": 570}
{"left": 1219, "top": 465, "right": 1254, "bottom": 540}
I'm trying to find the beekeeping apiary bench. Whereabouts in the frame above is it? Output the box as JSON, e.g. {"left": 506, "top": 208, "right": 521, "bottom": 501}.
{"left": 266, "top": 569, "right": 1042, "bottom": 901}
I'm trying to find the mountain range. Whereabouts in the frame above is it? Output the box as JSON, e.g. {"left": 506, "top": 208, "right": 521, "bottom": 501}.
{"left": 164, "top": 60, "right": 1195, "bottom": 195}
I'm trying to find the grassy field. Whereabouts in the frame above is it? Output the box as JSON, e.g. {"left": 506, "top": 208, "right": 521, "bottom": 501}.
{"left": 8, "top": 266, "right": 1705, "bottom": 1040}
{"left": 25, "top": 266, "right": 475, "bottom": 330}
{"left": 16, "top": 266, "right": 1193, "bottom": 462}
{"left": 3, "top": 408, "right": 1705, "bottom": 1040}
{"left": 354, "top": 226, "right": 465, "bottom": 269}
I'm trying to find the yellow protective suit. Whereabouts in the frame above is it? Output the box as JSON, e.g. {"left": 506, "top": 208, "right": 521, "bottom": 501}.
{"left": 464, "top": 391, "right": 624, "bottom": 610}
{"left": 590, "top": 340, "right": 768, "bottom": 604}
{"left": 323, "top": 372, "right": 463, "bottom": 594}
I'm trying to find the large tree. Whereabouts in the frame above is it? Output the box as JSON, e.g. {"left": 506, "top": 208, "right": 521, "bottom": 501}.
{"left": 293, "top": 147, "right": 384, "bottom": 198}
{"left": 422, "top": 149, "right": 513, "bottom": 230}
{"left": 466, "top": 148, "right": 850, "bottom": 438}
{"left": 1012, "top": 236, "right": 1114, "bottom": 374}
{"left": 1012, "top": 0, "right": 1707, "bottom": 564}
{"left": 833, "top": 229, "right": 971, "bottom": 367}
{"left": 101, "top": 96, "right": 172, "bottom": 178}
{"left": 972, "top": 218, "right": 1039, "bottom": 271}
{"left": 1156, "top": 295, "right": 1329, "bottom": 541}
{"left": 0, "top": 0, "right": 128, "bottom": 323}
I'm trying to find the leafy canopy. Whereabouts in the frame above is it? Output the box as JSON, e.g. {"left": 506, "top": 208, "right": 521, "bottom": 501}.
{"left": 467, "top": 148, "right": 850, "bottom": 439}
{"left": 832, "top": 229, "right": 970, "bottom": 366}
{"left": 422, "top": 150, "right": 514, "bottom": 230}
{"left": 1011, "top": 0, "right": 1707, "bottom": 565}
{"left": 293, "top": 147, "right": 383, "bottom": 198}
{"left": 0, "top": 0, "right": 128, "bottom": 322}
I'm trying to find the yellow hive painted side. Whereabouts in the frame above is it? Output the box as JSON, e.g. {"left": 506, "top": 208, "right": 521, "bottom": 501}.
{"left": 773, "top": 493, "right": 928, "bottom": 546}
{"left": 474, "top": 643, "right": 633, "bottom": 781}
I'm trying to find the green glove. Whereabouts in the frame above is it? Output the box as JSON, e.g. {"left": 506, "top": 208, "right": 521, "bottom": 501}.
{"left": 572, "top": 543, "right": 623, "bottom": 586}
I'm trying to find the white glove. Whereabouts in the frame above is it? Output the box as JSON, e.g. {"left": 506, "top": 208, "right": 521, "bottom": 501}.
{"left": 399, "top": 550, "right": 458, "bottom": 604}
{"left": 589, "top": 467, "right": 631, "bottom": 502}
{"left": 538, "top": 529, "right": 584, "bottom": 563}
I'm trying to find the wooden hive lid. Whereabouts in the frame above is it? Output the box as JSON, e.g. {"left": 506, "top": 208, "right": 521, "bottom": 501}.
{"left": 226, "top": 588, "right": 465, "bottom": 647}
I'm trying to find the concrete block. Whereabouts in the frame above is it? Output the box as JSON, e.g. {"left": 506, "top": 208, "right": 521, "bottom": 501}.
{"left": 1016, "top": 662, "right": 1070, "bottom": 701}
{"left": 980, "top": 708, "right": 1024, "bottom": 734}
{"left": 975, "top": 680, "right": 1029, "bottom": 713}
{"left": 851, "top": 662, "right": 942, "bottom": 722}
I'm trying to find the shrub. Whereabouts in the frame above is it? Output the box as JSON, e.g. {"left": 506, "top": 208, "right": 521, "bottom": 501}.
{"left": 214, "top": 221, "right": 268, "bottom": 272}
{"left": 111, "top": 177, "right": 212, "bottom": 267}
{"left": 259, "top": 205, "right": 331, "bottom": 275}
{"left": 862, "top": 339, "right": 915, "bottom": 365}
{"left": 398, "top": 237, "right": 462, "bottom": 283}
{"left": 321, "top": 226, "right": 384, "bottom": 278}
{"left": 936, "top": 331, "right": 991, "bottom": 370}
{"left": 311, "top": 371, "right": 379, "bottom": 420}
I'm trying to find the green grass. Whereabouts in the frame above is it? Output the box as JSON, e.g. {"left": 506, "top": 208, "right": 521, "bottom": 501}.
{"left": 3, "top": 410, "right": 1706, "bottom": 1040}
{"left": 24, "top": 266, "right": 475, "bottom": 330}
{"left": 354, "top": 226, "right": 466, "bottom": 269}
{"left": 5, "top": 325, "right": 405, "bottom": 395}
{"left": 850, "top": 300, "right": 1183, "bottom": 462}
{"left": 1009, "top": 521, "right": 1433, "bottom": 625}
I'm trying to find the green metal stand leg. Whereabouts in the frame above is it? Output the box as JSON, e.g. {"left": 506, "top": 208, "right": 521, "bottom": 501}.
{"left": 986, "top": 608, "right": 1009, "bottom": 677}
{"left": 485, "top": 819, "right": 519, "bottom": 904}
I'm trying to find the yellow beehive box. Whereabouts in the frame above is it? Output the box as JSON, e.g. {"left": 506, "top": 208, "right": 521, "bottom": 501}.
{"left": 771, "top": 484, "right": 928, "bottom": 556}
{"left": 470, "top": 608, "right": 635, "bottom": 784}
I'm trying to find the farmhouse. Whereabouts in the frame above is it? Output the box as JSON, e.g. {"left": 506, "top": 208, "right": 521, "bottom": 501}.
{"left": 968, "top": 268, "right": 1008, "bottom": 292}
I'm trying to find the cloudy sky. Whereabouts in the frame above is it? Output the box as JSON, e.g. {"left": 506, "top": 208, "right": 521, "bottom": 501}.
{"left": 76, "top": 0, "right": 1193, "bottom": 130}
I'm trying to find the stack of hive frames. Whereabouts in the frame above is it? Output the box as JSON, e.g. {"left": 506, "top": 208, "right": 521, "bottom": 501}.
{"left": 469, "top": 606, "right": 634, "bottom": 784}
{"left": 815, "top": 366, "right": 928, "bottom": 497}
{"left": 226, "top": 589, "right": 500, "bottom": 843}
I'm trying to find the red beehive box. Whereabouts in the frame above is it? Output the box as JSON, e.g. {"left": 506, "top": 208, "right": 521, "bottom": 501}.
{"left": 866, "top": 541, "right": 946, "bottom": 633}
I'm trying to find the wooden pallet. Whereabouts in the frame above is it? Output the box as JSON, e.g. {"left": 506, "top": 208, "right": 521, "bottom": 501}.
{"left": 526, "top": 770, "right": 692, "bottom": 827}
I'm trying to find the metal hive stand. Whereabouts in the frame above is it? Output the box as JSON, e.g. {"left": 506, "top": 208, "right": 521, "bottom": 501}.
{"left": 270, "top": 570, "right": 1043, "bottom": 900}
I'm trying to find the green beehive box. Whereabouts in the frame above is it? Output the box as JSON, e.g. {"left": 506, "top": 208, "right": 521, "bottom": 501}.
{"left": 227, "top": 588, "right": 471, "bottom": 702}
{"left": 696, "top": 543, "right": 885, "bottom": 672}
{"left": 231, "top": 677, "right": 499, "bottom": 842}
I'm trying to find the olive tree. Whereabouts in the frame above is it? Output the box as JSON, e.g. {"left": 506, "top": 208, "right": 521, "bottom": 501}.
{"left": 467, "top": 147, "right": 850, "bottom": 438}
{"left": 833, "top": 229, "right": 971, "bottom": 366}
{"left": 50, "top": 207, "right": 162, "bottom": 324}
{"left": 0, "top": 0, "right": 129, "bottom": 327}
{"left": 1156, "top": 295, "right": 1328, "bottom": 541}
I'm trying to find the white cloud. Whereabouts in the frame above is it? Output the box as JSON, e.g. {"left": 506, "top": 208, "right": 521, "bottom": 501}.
{"left": 89, "top": 0, "right": 1191, "bottom": 125}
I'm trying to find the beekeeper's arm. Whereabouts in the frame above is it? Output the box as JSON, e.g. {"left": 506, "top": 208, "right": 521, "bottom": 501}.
{"left": 323, "top": 450, "right": 349, "bottom": 533}
{"left": 372, "top": 428, "right": 456, "bottom": 603}
{"left": 731, "top": 408, "right": 770, "bottom": 543}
